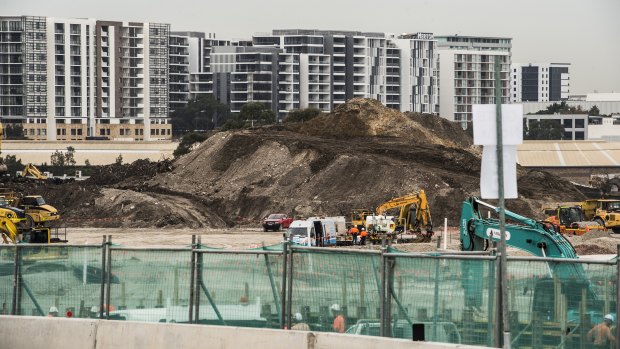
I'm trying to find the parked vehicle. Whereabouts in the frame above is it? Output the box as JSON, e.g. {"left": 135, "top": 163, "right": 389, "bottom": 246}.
{"left": 286, "top": 218, "right": 337, "bottom": 247}
{"left": 262, "top": 213, "right": 293, "bottom": 232}
{"left": 345, "top": 319, "right": 459, "bottom": 343}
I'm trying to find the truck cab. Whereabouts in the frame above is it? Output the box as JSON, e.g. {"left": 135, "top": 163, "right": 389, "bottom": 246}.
{"left": 286, "top": 218, "right": 337, "bottom": 247}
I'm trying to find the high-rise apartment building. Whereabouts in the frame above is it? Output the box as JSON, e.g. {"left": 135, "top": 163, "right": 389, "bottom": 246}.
{"left": 436, "top": 35, "right": 512, "bottom": 127}
{"left": 510, "top": 63, "right": 570, "bottom": 103}
{"left": 0, "top": 16, "right": 171, "bottom": 141}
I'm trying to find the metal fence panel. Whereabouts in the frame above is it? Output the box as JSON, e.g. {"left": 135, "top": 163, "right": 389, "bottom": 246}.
{"left": 389, "top": 255, "right": 497, "bottom": 346}
{"left": 289, "top": 248, "right": 383, "bottom": 335}
{"left": 0, "top": 246, "right": 15, "bottom": 315}
{"left": 107, "top": 248, "right": 192, "bottom": 323}
{"left": 17, "top": 245, "right": 103, "bottom": 318}
{"left": 507, "top": 260, "right": 617, "bottom": 349}
{"left": 195, "top": 249, "right": 284, "bottom": 328}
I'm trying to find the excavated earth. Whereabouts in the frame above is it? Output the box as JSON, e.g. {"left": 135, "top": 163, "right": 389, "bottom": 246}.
{"left": 4, "top": 98, "right": 589, "bottom": 235}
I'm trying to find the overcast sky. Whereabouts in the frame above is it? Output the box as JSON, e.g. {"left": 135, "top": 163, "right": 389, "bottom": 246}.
{"left": 4, "top": 0, "right": 619, "bottom": 94}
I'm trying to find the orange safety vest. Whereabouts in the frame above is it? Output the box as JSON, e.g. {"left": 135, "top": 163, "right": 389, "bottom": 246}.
{"left": 350, "top": 227, "right": 359, "bottom": 235}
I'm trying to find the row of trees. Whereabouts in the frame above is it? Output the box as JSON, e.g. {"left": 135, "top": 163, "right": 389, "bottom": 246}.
{"left": 532, "top": 101, "right": 601, "bottom": 117}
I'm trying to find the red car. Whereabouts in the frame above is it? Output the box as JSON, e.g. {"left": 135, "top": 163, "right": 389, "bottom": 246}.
{"left": 262, "top": 213, "right": 293, "bottom": 232}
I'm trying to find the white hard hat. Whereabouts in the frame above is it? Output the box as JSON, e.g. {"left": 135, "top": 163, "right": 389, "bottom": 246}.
{"left": 330, "top": 304, "right": 340, "bottom": 312}
{"left": 49, "top": 306, "right": 58, "bottom": 313}
{"left": 605, "top": 314, "right": 615, "bottom": 323}
{"left": 294, "top": 312, "right": 303, "bottom": 321}
{"left": 90, "top": 306, "right": 99, "bottom": 313}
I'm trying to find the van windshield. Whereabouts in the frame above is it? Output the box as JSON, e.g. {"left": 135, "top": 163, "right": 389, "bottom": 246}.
{"left": 287, "top": 227, "right": 308, "bottom": 237}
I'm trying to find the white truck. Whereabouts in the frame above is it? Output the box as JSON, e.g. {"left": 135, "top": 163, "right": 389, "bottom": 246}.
{"left": 286, "top": 218, "right": 337, "bottom": 247}
{"left": 365, "top": 214, "right": 396, "bottom": 233}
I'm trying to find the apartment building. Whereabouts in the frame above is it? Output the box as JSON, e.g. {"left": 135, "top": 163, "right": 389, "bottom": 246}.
{"left": 436, "top": 35, "right": 512, "bottom": 127}
{"left": 0, "top": 16, "right": 171, "bottom": 141}
{"left": 510, "top": 63, "right": 570, "bottom": 103}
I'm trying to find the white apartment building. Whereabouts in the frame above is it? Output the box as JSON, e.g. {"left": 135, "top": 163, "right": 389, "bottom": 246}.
{"left": 510, "top": 63, "right": 570, "bottom": 103}
{"left": 436, "top": 35, "right": 512, "bottom": 127}
{"left": 0, "top": 16, "right": 171, "bottom": 141}
{"left": 169, "top": 33, "right": 190, "bottom": 113}
{"left": 524, "top": 113, "right": 587, "bottom": 140}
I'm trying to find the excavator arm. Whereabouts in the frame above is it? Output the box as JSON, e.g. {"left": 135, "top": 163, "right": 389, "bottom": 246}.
{"left": 376, "top": 190, "right": 432, "bottom": 232}
{"left": 460, "top": 197, "right": 577, "bottom": 258}
{"left": 21, "top": 164, "right": 47, "bottom": 180}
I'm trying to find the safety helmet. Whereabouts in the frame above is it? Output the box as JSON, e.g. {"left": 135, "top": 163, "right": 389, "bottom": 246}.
{"left": 605, "top": 314, "right": 615, "bottom": 323}
{"left": 294, "top": 312, "right": 303, "bottom": 321}
{"left": 330, "top": 304, "right": 340, "bottom": 312}
{"left": 90, "top": 306, "right": 99, "bottom": 313}
{"left": 49, "top": 306, "right": 58, "bottom": 313}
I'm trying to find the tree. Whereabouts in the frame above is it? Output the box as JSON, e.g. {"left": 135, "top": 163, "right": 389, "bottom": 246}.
{"left": 171, "top": 95, "right": 231, "bottom": 135}
{"left": 173, "top": 132, "right": 209, "bottom": 157}
{"left": 65, "top": 146, "right": 76, "bottom": 167}
{"left": 50, "top": 150, "right": 66, "bottom": 168}
{"left": 84, "top": 159, "right": 91, "bottom": 166}
{"left": 285, "top": 108, "right": 322, "bottom": 123}
{"left": 524, "top": 119, "right": 565, "bottom": 140}
{"left": 1, "top": 155, "right": 23, "bottom": 174}
{"left": 589, "top": 105, "right": 600, "bottom": 116}
{"left": 115, "top": 154, "right": 123, "bottom": 165}
{"left": 3, "top": 124, "right": 26, "bottom": 139}
{"left": 223, "top": 102, "right": 276, "bottom": 130}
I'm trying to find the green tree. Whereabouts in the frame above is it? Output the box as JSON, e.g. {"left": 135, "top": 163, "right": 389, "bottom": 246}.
{"left": 285, "top": 108, "right": 322, "bottom": 123}
{"left": 50, "top": 150, "right": 66, "bottom": 167}
{"left": 589, "top": 105, "right": 600, "bottom": 116}
{"left": 3, "top": 124, "right": 26, "bottom": 139}
{"left": 115, "top": 154, "right": 123, "bottom": 165}
{"left": 1, "top": 155, "right": 23, "bottom": 174}
{"left": 173, "top": 132, "right": 209, "bottom": 157}
{"left": 524, "top": 119, "right": 565, "bottom": 140}
{"left": 171, "top": 95, "right": 231, "bottom": 135}
{"left": 223, "top": 102, "right": 276, "bottom": 130}
{"left": 65, "top": 146, "right": 76, "bottom": 167}
{"left": 84, "top": 159, "right": 91, "bottom": 166}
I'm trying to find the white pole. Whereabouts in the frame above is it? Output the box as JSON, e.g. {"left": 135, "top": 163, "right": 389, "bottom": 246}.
{"left": 443, "top": 218, "right": 448, "bottom": 250}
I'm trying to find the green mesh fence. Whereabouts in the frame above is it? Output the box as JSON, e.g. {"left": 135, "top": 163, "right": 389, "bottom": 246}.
{"left": 17, "top": 245, "right": 103, "bottom": 318}
{"left": 0, "top": 246, "right": 15, "bottom": 315}
{"left": 290, "top": 248, "right": 382, "bottom": 334}
{"left": 507, "top": 260, "right": 617, "bottom": 349}
{"left": 389, "top": 255, "right": 497, "bottom": 346}
{"left": 107, "top": 248, "right": 192, "bottom": 323}
{"left": 195, "top": 250, "right": 284, "bottom": 328}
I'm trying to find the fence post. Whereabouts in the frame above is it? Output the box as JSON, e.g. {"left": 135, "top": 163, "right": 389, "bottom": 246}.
{"left": 189, "top": 235, "right": 196, "bottom": 324}
{"left": 105, "top": 235, "right": 112, "bottom": 320}
{"left": 280, "top": 241, "right": 288, "bottom": 329}
{"left": 286, "top": 243, "right": 293, "bottom": 330}
{"left": 99, "top": 235, "right": 107, "bottom": 319}
{"left": 616, "top": 244, "right": 620, "bottom": 349}
{"left": 11, "top": 244, "right": 19, "bottom": 315}
{"left": 195, "top": 236, "right": 202, "bottom": 324}
{"left": 495, "top": 250, "right": 503, "bottom": 348}
{"left": 380, "top": 244, "right": 387, "bottom": 337}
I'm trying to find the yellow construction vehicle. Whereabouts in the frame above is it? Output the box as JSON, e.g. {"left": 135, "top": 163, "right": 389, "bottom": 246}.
{"left": 580, "top": 199, "right": 620, "bottom": 233}
{"left": 0, "top": 190, "right": 60, "bottom": 227}
{"left": 0, "top": 203, "right": 60, "bottom": 244}
{"left": 350, "top": 208, "right": 372, "bottom": 229}
{"left": 20, "top": 163, "right": 47, "bottom": 180}
{"left": 375, "top": 190, "right": 433, "bottom": 234}
{"left": 542, "top": 205, "right": 603, "bottom": 235}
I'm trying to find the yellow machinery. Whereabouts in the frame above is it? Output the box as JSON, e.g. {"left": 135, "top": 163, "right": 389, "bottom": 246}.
{"left": 375, "top": 190, "right": 433, "bottom": 234}
{"left": 350, "top": 208, "right": 371, "bottom": 229}
{"left": 0, "top": 190, "right": 59, "bottom": 227}
{"left": 542, "top": 205, "right": 603, "bottom": 235}
{"left": 20, "top": 163, "right": 47, "bottom": 180}
{"left": 580, "top": 199, "right": 620, "bottom": 233}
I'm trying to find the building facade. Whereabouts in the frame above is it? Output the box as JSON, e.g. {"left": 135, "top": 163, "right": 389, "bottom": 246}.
{"left": 436, "top": 35, "right": 512, "bottom": 128}
{"left": 524, "top": 113, "right": 587, "bottom": 140}
{"left": 510, "top": 63, "right": 570, "bottom": 103}
{"left": 0, "top": 16, "right": 172, "bottom": 141}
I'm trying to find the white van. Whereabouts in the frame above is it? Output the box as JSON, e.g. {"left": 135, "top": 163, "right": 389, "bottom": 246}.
{"left": 287, "top": 218, "right": 337, "bottom": 247}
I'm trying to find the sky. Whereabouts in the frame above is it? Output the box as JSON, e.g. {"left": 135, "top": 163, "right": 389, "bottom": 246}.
{"left": 4, "top": 0, "right": 619, "bottom": 94}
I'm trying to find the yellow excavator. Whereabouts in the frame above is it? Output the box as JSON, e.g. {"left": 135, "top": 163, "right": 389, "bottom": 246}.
{"left": 0, "top": 190, "right": 59, "bottom": 227}
{"left": 19, "top": 163, "right": 47, "bottom": 180}
{"left": 375, "top": 190, "right": 433, "bottom": 242}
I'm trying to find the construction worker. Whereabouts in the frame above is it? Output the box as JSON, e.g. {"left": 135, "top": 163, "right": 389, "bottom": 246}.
{"left": 47, "top": 306, "right": 58, "bottom": 317}
{"left": 350, "top": 226, "right": 359, "bottom": 245}
{"left": 587, "top": 314, "right": 616, "bottom": 349}
{"left": 331, "top": 303, "right": 345, "bottom": 333}
{"left": 291, "top": 312, "right": 310, "bottom": 331}
{"left": 359, "top": 228, "right": 369, "bottom": 246}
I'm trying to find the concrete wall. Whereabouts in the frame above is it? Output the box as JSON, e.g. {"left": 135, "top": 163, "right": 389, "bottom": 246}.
{"left": 0, "top": 316, "right": 487, "bottom": 349}
{"left": 2, "top": 140, "right": 178, "bottom": 166}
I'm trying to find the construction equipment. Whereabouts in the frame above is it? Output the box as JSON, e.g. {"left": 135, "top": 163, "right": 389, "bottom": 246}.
{"left": 20, "top": 163, "right": 47, "bottom": 180}
{"left": 350, "top": 208, "right": 371, "bottom": 229}
{"left": 579, "top": 199, "right": 620, "bottom": 233}
{"left": 459, "top": 197, "right": 606, "bottom": 346}
{"left": 543, "top": 205, "right": 603, "bottom": 235}
{"left": 0, "top": 190, "right": 59, "bottom": 227}
{"left": 0, "top": 204, "right": 61, "bottom": 244}
{"left": 375, "top": 190, "right": 433, "bottom": 242}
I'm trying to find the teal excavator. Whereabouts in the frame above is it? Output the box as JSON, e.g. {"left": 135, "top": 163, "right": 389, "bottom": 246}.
{"left": 460, "top": 197, "right": 609, "bottom": 348}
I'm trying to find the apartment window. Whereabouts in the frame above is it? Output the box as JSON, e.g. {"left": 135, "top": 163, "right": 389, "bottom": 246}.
{"left": 574, "top": 131, "right": 584, "bottom": 140}
{"left": 100, "top": 128, "right": 105, "bottom": 136}
{"left": 563, "top": 119, "right": 573, "bottom": 128}
{"left": 575, "top": 119, "right": 585, "bottom": 128}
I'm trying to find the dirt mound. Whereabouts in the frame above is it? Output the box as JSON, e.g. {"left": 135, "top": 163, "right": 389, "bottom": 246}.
{"left": 298, "top": 98, "right": 471, "bottom": 149}
{"left": 87, "top": 159, "right": 173, "bottom": 186}
{"left": 405, "top": 112, "right": 473, "bottom": 149}
{"left": 574, "top": 244, "right": 616, "bottom": 255}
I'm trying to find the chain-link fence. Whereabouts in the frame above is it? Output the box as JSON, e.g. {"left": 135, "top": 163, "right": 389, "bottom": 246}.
{"left": 2, "top": 237, "right": 618, "bottom": 349}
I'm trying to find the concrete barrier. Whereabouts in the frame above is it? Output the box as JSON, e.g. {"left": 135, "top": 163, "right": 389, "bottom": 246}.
{"left": 0, "top": 316, "right": 490, "bottom": 349}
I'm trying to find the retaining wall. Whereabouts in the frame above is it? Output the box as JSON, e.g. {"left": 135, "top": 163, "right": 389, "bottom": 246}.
{"left": 0, "top": 316, "right": 489, "bottom": 349}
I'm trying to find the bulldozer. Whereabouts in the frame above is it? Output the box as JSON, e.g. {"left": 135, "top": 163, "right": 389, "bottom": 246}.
{"left": 0, "top": 203, "right": 63, "bottom": 244}
{"left": 373, "top": 190, "right": 434, "bottom": 243}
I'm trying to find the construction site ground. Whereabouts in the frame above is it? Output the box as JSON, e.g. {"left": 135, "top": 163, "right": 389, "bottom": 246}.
{"left": 5, "top": 98, "right": 614, "bottom": 256}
